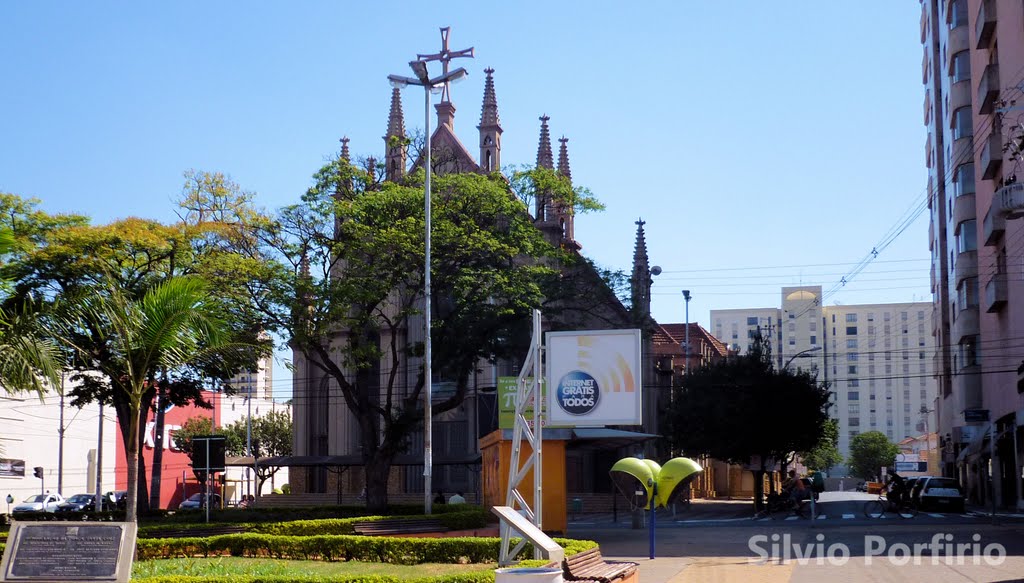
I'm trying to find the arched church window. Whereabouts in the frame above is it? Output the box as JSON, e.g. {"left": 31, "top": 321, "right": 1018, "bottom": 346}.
{"left": 485, "top": 151, "right": 492, "bottom": 171}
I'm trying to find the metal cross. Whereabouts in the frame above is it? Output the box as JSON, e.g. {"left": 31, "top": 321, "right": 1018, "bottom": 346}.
{"left": 417, "top": 27, "right": 474, "bottom": 103}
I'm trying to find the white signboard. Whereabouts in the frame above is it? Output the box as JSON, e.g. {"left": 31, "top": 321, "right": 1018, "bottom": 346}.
{"left": 545, "top": 329, "right": 642, "bottom": 426}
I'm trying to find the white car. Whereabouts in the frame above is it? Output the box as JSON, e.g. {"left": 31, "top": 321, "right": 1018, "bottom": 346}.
{"left": 178, "top": 493, "right": 221, "bottom": 510}
{"left": 12, "top": 493, "right": 65, "bottom": 514}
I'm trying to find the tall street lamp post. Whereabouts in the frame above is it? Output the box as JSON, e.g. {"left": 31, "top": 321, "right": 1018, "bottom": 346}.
{"left": 388, "top": 63, "right": 468, "bottom": 515}
{"left": 682, "top": 290, "right": 691, "bottom": 373}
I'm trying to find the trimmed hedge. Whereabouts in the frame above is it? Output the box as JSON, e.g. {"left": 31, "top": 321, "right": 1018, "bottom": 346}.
{"left": 140, "top": 509, "right": 490, "bottom": 539}
{"left": 136, "top": 534, "right": 597, "bottom": 564}
{"left": 136, "top": 574, "right": 497, "bottom": 583}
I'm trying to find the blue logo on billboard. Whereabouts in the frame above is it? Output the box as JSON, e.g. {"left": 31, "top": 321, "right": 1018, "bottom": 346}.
{"left": 555, "top": 370, "right": 600, "bottom": 416}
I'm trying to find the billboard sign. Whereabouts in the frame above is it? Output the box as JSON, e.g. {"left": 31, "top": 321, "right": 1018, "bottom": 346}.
{"left": 498, "top": 377, "right": 561, "bottom": 429}
{"left": 0, "top": 459, "right": 25, "bottom": 478}
{"left": 546, "top": 329, "right": 642, "bottom": 427}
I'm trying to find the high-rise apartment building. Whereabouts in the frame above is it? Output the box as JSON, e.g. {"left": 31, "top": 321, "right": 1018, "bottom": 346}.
{"left": 228, "top": 356, "right": 274, "bottom": 401}
{"left": 711, "top": 287, "right": 937, "bottom": 472}
{"left": 920, "top": 0, "right": 1024, "bottom": 510}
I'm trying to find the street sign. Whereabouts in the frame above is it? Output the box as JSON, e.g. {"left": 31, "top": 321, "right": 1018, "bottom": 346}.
{"left": 964, "top": 409, "right": 990, "bottom": 423}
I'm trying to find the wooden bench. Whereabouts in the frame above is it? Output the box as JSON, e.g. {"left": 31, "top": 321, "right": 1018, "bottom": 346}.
{"left": 351, "top": 518, "right": 446, "bottom": 536}
{"left": 144, "top": 525, "right": 248, "bottom": 539}
{"left": 562, "top": 547, "right": 638, "bottom": 583}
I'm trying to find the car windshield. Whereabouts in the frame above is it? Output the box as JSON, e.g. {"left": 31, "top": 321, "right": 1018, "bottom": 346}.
{"left": 68, "top": 495, "right": 93, "bottom": 503}
{"left": 25, "top": 495, "right": 47, "bottom": 503}
{"left": 927, "top": 478, "right": 960, "bottom": 491}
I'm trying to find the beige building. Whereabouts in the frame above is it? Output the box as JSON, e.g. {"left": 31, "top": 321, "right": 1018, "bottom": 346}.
{"left": 711, "top": 286, "right": 938, "bottom": 474}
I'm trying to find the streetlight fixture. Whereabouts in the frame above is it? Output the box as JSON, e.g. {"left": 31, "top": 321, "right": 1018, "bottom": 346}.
{"left": 388, "top": 62, "right": 469, "bottom": 516}
{"left": 783, "top": 346, "right": 823, "bottom": 370}
{"left": 682, "top": 290, "right": 692, "bottom": 373}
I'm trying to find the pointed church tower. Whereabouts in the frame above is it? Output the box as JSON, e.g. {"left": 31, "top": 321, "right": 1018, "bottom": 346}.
{"left": 535, "top": 115, "right": 554, "bottom": 222}
{"left": 340, "top": 136, "right": 351, "bottom": 163}
{"left": 384, "top": 87, "right": 406, "bottom": 182}
{"left": 631, "top": 219, "right": 652, "bottom": 323}
{"left": 477, "top": 68, "right": 502, "bottom": 173}
{"left": 556, "top": 136, "right": 575, "bottom": 242}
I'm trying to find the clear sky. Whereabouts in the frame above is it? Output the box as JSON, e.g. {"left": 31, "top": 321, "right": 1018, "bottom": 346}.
{"left": 1, "top": 2, "right": 929, "bottom": 399}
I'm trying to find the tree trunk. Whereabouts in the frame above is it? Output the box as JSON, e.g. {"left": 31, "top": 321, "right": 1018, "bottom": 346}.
{"left": 364, "top": 455, "right": 393, "bottom": 513}
{"left": 125, "top": 403, "right": 140, "bottom": 522}
{"left": 135, "top": 407, "right": 150, "bottom": 515}
{"left": 752, "top": 469, "right": 765, "bottom": 511}
{"left": 149, "top": 385, "right": 166, "bottom": 510}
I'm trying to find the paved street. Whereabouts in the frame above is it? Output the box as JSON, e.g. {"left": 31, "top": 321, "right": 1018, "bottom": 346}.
{"left": 567, "top": 493, "right": 1024, "bottom": 582}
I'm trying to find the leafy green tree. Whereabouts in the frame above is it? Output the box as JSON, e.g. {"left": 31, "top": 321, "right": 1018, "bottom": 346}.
{"left": 171, "top": 415, "right": 220, "bottom": 460}
{"left": 800, "top": 419, "right": 842, "bottom": 473}
{"left": 666, "top": 330, "right": 831, "bottom": 509}
{"left": 0, "top": 192, "right": 267, "bottom": 512}
{"left": 847, "top": 430, "right": 899, "bottom": 481}
{"left": 192, "top": 158, "right": 563, "bottom": 511}
{"left": 59, "top": 276, "right": 233, "bottom": 521}
{"left": 222, "top": 409, "right": 292, "bottom": 495}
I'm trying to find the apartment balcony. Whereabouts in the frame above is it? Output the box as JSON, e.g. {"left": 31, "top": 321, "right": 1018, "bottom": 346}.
{"left": 983, "top": 203, "right": 1005, "bottom": 245}
{"left": 991, "top": 183, "right": 1024, "bottom": 219}
{"left": 921, "top": 5, "right": 929, "bottom": 44}
{"left": 956, "top": 369, "right": 983, "bottom": 411}
{"left": 951, "top": 136, "right": 974, "bottom": 168}
{"left": 985, "top": 274, "right": 1007, "bottom": 313}
{"left": 978, "top": 64, "right": 1000, "bottom": 114}
{"left": 953, "top": 192, "right": 976, "bottom": 225}
{"left": 954, "top": 250, "right": 977, "bottom": 286}
{"left": 950, "top": 79, "right": 972, "bottom": 111}
{"left": 922, "top": 49, "right": 930, "bottom": 85}
{"left": 946, "top": 25, "right": 969, "bottom": 73}
{"left": 924, "top": 90, "right": 931, "bottom": 125}
{"left": 952, "top": 306, "right": 979, "bottom": 342}
{"left": 980, "top": 128, "right": 1003, "bottom": 180}
{"left": 976, "top": 0, "right": 996, "bottom": 48}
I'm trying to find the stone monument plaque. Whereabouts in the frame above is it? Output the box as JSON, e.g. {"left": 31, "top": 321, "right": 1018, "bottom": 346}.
{"left": 0, "top": 522, "right": 136, "bottom": 583}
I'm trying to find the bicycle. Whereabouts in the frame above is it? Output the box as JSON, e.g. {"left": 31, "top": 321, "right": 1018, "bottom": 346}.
{"left": 753, "top": 493, "right": 812, "bottom": 520}
{"left": 862, "top": 490, "right": 918, "bottom": 519}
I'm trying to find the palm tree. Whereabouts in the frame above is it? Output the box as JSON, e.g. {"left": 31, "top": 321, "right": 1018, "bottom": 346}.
{"left": 0, "top": 228, "right": 61, "bottom": 396}
{"left": 60, "top": 275, "right": 230, "bottom": 521}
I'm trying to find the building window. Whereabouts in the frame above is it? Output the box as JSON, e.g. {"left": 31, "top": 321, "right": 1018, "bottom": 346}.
{"left": 810, "top": 335, "right": 817, "bottom": 345}
{"left": 746, "top": 316, "right": 758, "bottom": 325}
{"left": 956, "top": 220, "right": 977, "bottom": 253}
{"left": 848, "top": 391, "right": 859, "bottom": 400}
{"left": 846, "top": 339, "right": 857, "bottom": 349}
{"left": 867, "top": 313, "right": 874, "bottom": 322}
{"left": 951, "top": 50, "right": 971, "bottom": 83}
{"left": 849, "top": 417, "right": 860, "bottom": 427}
{"left": 958, "top": 276, "right": 979, "bottom": 308}
{"left": 952, "top": 107, "right": 973, "bottom": 140}
{"left": 949, "top": 0, "right": 967, "bottom": 29}
{"left": 849, "top": 379, "right": 860, "bottom": 387}
{"left": 809, "top": 321, "right": 817, "bottom": 331}
{"left": 953, "top": 163, "right": 975, "bottom": 196}
{"left": 848, "top": 365, "right": 858, "bottom": 374}
{"left": 788, "top": 322, "right": 796, "bottom": 332}
{"left": 917, "top": 310, "right": 924, "bottom": 320}
{"left": 960, "top": 336, "right": 979, "bottom": 367}
{"left": 849, "top": 352, "right": 858, "bottom": 361}
{"left": 846, "top": 313, "right": 857, "bottom": 323}
{"left": 849, "top": 404, "right": 860, "bottom": 415}
{"left": 846, "top": 326, "right": 858, "bottom": 335}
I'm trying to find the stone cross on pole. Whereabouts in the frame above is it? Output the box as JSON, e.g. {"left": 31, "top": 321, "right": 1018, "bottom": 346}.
{"left": 416, "top": 26, "right": 474, "bottom": 103}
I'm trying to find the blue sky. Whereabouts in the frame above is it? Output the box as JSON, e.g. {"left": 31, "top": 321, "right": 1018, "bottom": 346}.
{"left": 1, "top": 2, "right": 929, "bottom": 398}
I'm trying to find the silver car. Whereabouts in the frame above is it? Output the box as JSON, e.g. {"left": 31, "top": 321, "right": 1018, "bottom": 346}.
{"left": 12, "top": 493, "right": 65, "bottom": 514}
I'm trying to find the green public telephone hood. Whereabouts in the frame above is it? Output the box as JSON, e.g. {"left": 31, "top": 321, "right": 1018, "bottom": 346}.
{"left": 656, "top": 457, "right": 703, "bottom": 508}
{"left": 610, "top": 458, "right": 655, "bottom": 507}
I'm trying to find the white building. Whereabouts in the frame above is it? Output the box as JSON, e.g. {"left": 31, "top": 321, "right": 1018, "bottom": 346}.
{"left": 227, "top": 355, "right": 273, "bottom": 400}
{"left": 711, "top": 286, "right": 938, "bottom": 473}
{"left": 0, "top": 390, "right": 118, "bottom": 507}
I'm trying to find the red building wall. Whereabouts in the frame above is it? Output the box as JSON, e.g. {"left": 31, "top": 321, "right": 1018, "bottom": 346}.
{"left": 115, "top": 391, "right": 221, "bottom": 509}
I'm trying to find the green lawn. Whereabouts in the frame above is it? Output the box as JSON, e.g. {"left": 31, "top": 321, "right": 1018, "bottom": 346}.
{"left": 133, "top": 557, "right": 496, "bottom": 579}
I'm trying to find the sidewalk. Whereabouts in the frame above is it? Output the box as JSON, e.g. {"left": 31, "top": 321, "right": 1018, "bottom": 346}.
{"left": 569, "top": 498, "right": 756, "bottom": 529}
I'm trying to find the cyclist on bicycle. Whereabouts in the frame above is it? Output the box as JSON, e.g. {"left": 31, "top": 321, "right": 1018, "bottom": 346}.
{"left": 783, "top": 470, "right": 810, "bottom": 503}
{"left": 885, "top": 469, "right": 907, "bottom": 506}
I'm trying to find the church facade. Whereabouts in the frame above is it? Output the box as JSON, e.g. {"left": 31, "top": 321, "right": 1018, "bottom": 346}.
{"left": 288, "top": 33, "right": 678, "bottom": 502}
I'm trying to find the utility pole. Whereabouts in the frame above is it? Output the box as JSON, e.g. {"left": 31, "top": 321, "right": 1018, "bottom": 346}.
{"left": 58, "top": 374, "right": 65, "bottom": 496}
{"left": 94, "top": 402, "right": 103, "bottom": 509}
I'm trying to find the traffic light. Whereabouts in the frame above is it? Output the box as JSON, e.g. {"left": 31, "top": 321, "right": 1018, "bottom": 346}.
{"left": 33, "top": 466, "right": 43, "bottom": 479}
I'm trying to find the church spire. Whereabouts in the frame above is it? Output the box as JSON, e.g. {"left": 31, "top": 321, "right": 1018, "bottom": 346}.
{"left": 340, "top": 136, "right": 351, "bottom": 162}
{"left": 477, "top": 67, "right": 502, "bottom": 173}
{"left": 536, "top": 115, "right": 553, "bottom": 169}
{"left": 557, "top": 136, "right": 571, "bottom": 183}
{"left": 631, "top": 219, "right": 652, "bottom": 321}
{"left": 384, "top": 87, "right": 406, "bottom": 182}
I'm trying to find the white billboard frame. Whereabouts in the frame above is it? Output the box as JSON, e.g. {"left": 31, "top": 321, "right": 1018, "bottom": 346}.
{"left": 545, "top": 328, "right": 643, "bottom": 427}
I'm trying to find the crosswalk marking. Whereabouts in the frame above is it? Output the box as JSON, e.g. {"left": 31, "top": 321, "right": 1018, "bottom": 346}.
{"left": 785, "top": 515, "right": 798, "bottom": 521}
{"left": 815, "top": 514, "right": 827, "bottom": 520}
{"left": 842, "top": 513, "right": 855, "bottom": 519}
{"left": 928, "top": 513, "right": 944, "bottom": 518}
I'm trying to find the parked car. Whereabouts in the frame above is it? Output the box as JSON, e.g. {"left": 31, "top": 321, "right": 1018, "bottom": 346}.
{"left": 909, "top": 476, "right": 936, "bottom": 507}
{"left": 12, "top": 493, "right": 65, "bottom": 514}
{"left": 178, "top": 493, "right": 221, "bottom": 510}
{"left": 104, "top": 490, "right": 127, "bottom": 511}
{"left": 56, "top": 493, "right": 100, "bottom": 512}
{"left": 855, "top": 481, "right": 867, "bottom": 492}
{"left": 917, "top": 477, "right": 965, "bottom": 512}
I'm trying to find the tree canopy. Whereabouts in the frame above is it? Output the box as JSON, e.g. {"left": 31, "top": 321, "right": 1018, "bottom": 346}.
{"left": 800, "top": 418, "right": 842, "bottom": 473}
{"left": 666, "top": 331, "right": 831, "bottom": 505}
{"left": 187, "top": 160, "right": 570, "bottom": 510}
{"left": 848, "top": 430, "right": 899, "bottom": 480}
